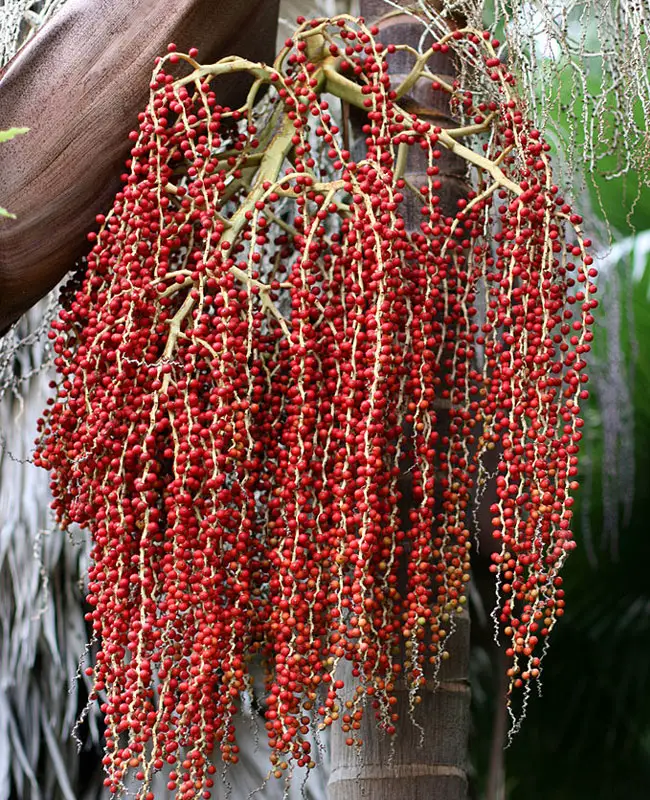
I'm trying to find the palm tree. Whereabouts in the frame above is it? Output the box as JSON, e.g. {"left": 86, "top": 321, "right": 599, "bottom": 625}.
{"left": 1, "top": 2, "right": 649, "bottom": 800}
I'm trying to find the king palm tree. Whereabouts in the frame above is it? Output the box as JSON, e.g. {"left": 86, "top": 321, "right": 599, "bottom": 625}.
{"left": 1, "top": 1, "right": 649, "bottom": 799}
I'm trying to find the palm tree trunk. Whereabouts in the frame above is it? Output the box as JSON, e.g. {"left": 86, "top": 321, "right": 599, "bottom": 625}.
{"left": 328, "top": 3, "right": 472, "bottom": 799}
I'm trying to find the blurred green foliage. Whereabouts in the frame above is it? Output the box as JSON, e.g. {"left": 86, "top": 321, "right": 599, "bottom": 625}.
{"left": 504, "top": 253, "right": 650, "bottom": 798}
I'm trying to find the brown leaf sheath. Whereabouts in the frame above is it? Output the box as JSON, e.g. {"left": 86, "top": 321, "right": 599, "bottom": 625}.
{"left": 0, "top": 0, "right": 279, "bottom": 334}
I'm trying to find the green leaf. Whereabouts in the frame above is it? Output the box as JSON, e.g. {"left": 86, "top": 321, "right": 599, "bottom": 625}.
{"left": 0, "top": 128, "right": 28, "bottom": 220}
{"left": 0, "top": 126, "right": 29, "bottom": 143}
{"left": 0, "top": 128, "right": 28, "bottom": 219}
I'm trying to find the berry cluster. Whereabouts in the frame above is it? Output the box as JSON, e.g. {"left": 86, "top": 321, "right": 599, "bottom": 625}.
{"left": 34, "top": 16, "right": 595, "bottom": 797}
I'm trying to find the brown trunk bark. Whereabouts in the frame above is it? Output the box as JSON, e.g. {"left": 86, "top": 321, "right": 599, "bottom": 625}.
{"left": 0, "top": 0, "right": 279, "bottom": 334}
{"left": 486, "top": 646, "right": 508, "bottom": 800}
{"left": 328, "top": 3, "right": 471, "bottom": 799}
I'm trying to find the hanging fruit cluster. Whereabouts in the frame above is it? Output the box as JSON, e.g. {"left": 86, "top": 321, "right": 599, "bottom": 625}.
{"left": 34, "top": 14, "right": 595, "bottom": 798}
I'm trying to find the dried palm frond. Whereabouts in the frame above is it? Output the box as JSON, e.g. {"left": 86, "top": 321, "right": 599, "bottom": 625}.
{"left": 0, "top": 303, "right": 99, "bottom": 800}
{"left": 1, "top": 5, "right": 113, "bottom": 799}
